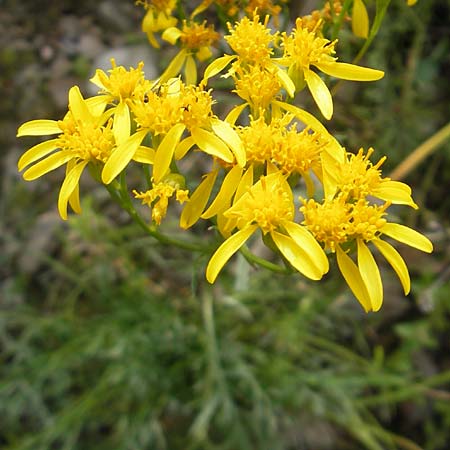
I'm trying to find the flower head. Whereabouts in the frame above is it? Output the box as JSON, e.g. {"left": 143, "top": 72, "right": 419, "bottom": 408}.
{"left": 90, "top": 59, "right": 152, "bottom": 145}
{"left": 161, "top": 20, "right": 220, "bottom": 84}
{"left": 17, "top": 86, "right": 114, "bottom": 220}
{"left": 225, "top": 13, "right": 277, "bottom": 65}
{"left": 301, "top": 196, "right": 432, "bottom": 312}
{"left": 138, "top": 0, "right": 178, "bottom": 48}
{"left": 134, "top": 174, "right": 189, "bottom": 225}
{"left": 324, "top": 148, "right": 418, "bottom": 208}
{"left": 206, "top": 171, "right": 329, "bottom": 283}
{"left": 232, "top": 63, "right": 282, "bottom": 112}
{"left": 90, "top": 58, "right": 148, "bottom": 102}
{"left": 281, "top": 19, "right": 384, "bottom": 119}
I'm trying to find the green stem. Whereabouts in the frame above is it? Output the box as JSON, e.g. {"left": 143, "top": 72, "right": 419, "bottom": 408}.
{"left": 331, "top": 0, "right": 353, "bottom": 40}
{"left": 352, "top": 0, "right": 392, "bottom": 65}
{"left": 239, "top": 245, "right": 290, "bottom": 274}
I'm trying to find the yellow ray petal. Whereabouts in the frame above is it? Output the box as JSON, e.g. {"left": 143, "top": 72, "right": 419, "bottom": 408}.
{"left": 372, "top": 180, "right": 418, "bottom": 208}
{"left": 133, "top": 146, "right": 155, "bottom": 164}
{"left": 206, "top": 225, "right": 257, "bottom": 283}
{"left": 85, "top": 95, "right": 110, "bottom": 117}
{"left": 197, "top": 46, "right": 212, "bottom": 62}
{"left": 373, "top": 238, "right": 410, "bottom": 295}
{"left": 225, "top": 103, "right": 248, "bottom": 125}
{"left": 17, "top": 120, "right": 61, "bottom": 137}
{"left": 112, "top": 102, "right": 131, "bottom": 145}
{"left": 102, "top": 129, "right": 148, "bottom": 184}
{"left": 184, "top": 54, "right": 197, "bottom": 85}
{"left": 336, "top": 245, "right": 372, "bottom": 312}
{"left": 304, "top": 69, "right": 333, "bottom": 120}
{"left": 235, "top": 165, "right": 254, "bottom": 201}
{"left": 58, "top": 160, "right": 89, "bottom": 220}
{"left": 273, "top": 101, "right": 331, "bottom": 137}
{"left": 89, "top": 69, "right": 108, "bottom": 90}
{"left": 357, "top": 239, "right": 383, "bottom": 312}
{"left": 276, "top": 66, "right": 295, "bottom": 97}
{"left": 18, "top": 139, "right": 59, "bottom": 171}
{"left": 191, "top": 127, "right": 234, "bottom": 163}
{"left": 68, "top": 86, "right": 92, "bottom": 121}
{"left": 271, "top": 231, "right": 324, "bottom": 280}
{"left": 202, "top": 54, "right": 236, "bottom": 83}
{"left": 382, "top": 223, "right": 433, "bottom": 253}
{"left": 159, "top": 49, "right": 187, "bottom": 84}
{"left": 180, "top": 169, "right": 218, "bottom": 229}
{"left": 162, "top": 26, "right": 182, "bottom": 45}
{"left": 191, "top": 0, "right": 213, "bottom": 17}
{"left": 201, "top": 165, "right": 243, "bottom": 219}
{"left": 153, "top": 123, "right": 186, "bottom": 183}
{"left": 211, "top": 119, "right": 246, "bottom": 167}
{"left": 352, "top": 0, "right": 369, "bottom": 39}
{"left": 175, "top": 136, "right": 196, "bottom": 160}
{"left": 23, "top": 151, "right": 73, "bottom": 181}
{"left": 282, "top": 221, "right": 329, "bottom": 275}
{"left": 316, "top": 61, "right": 384, "bottom": 81}
{"left": 67, "top": 160, "right": 82, "bottom": 215}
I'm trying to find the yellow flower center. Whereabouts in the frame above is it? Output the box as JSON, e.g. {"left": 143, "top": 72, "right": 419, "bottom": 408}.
{"left": 301, "top": 197, "right": 388, "bottom": 251}
{"left": 336, "top": 148, "right": 386, "bottom": 200}
{"left": 348, "top": 200, "right": 388, "bottom": 240}
{"left": 131, "top": 79, "right": 184, "bottom": 135}
{"left": 57, "top": 114, "right": 115, "bottom": 163}
{"left": 97, "top": 59, "right": 147, "bottom": 101}
{"left": 282, "top": 19, "right": 336, "bottom": 69}
{"left": 225, "top": 13, "right": 277, "bottom": 64}
{"left": 240, "top": 115, "right": 326, "bottom": 176}
{"left": 179, "top": 20, "right": 219, "bottom": 51}
{"left": 233, "top": 63, "right": 282, "bottom": 110}
{"left": 272, "top": 126, "right": 325, "bottom": 175}
{"left": 181, "top": 85, "right": 215, "bottom": 130}
{"left": 225, "top": 174, "right": 293, "bottom": 234}
{"left": 240, "top": 116, "right": 281, "bottom": 164}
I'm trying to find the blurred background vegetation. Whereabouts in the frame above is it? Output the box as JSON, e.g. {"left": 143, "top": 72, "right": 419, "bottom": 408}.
{"left": 1, "top": 0, "right": 449, "bottom": 449}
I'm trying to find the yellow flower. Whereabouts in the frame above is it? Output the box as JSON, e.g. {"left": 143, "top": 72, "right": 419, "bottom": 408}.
{"left": 407, "top": 0, "right": 418, "bottom": 5}
{"left": 17, "top": 86, "right": 114, "bottom": 220}
{"left": 161, "top": 20, "right": 220, "bottom": 84}
{"left": 323, "top": 148, "right": 418, "bottom": 208}
{"left": 90, "top": 59, "right": 151, "bottom": 145}
{"left": 202, "top": 12, "right": 295, "bottom": 103}
{"left": 139, "top": 0, "right": 178, "bottom": 48}
{"left": 206, "top": 171, "right": 329, "bottom": 283}
{"left": 225, "top": 13, "right": 277, "bottom": 65}
{"left": 231, "top": 63, "right": 283, "bottom": 114}
{"left": 238, "top": 113, "right": 330, "bottom": 195}
{"left": 281, "top": 18, "right": 384, "bottom": 119}
{"left": 301, "top": 196, "right": 433, "bottom": 312}
{"left": 101, "top": 78, "right": 184, "bottom": 185}
{"left": 104, "top": 79, "right": 245, "bottom": 185}
{"left": 133, "top": 174, "right": 189, "bottom": 225}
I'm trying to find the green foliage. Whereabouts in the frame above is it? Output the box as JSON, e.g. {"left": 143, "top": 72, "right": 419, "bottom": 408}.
{"left": 2, "top": 200, "right": 450, "bottom": 450}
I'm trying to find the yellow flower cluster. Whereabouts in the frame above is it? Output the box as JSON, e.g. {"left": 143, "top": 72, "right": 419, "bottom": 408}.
{"left": 17, "top": 1, "right": 432, "bottom": 312}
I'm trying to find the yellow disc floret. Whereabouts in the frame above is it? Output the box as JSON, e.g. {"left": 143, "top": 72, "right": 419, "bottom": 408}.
{"left": 225, "top": 13, "right": 277, "bottom": 64}
{"left": 225, "top": 173, "right": 293, "bottom": 234}
{"left": 57, "top": 114, "right": 115, "bottom": 163}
